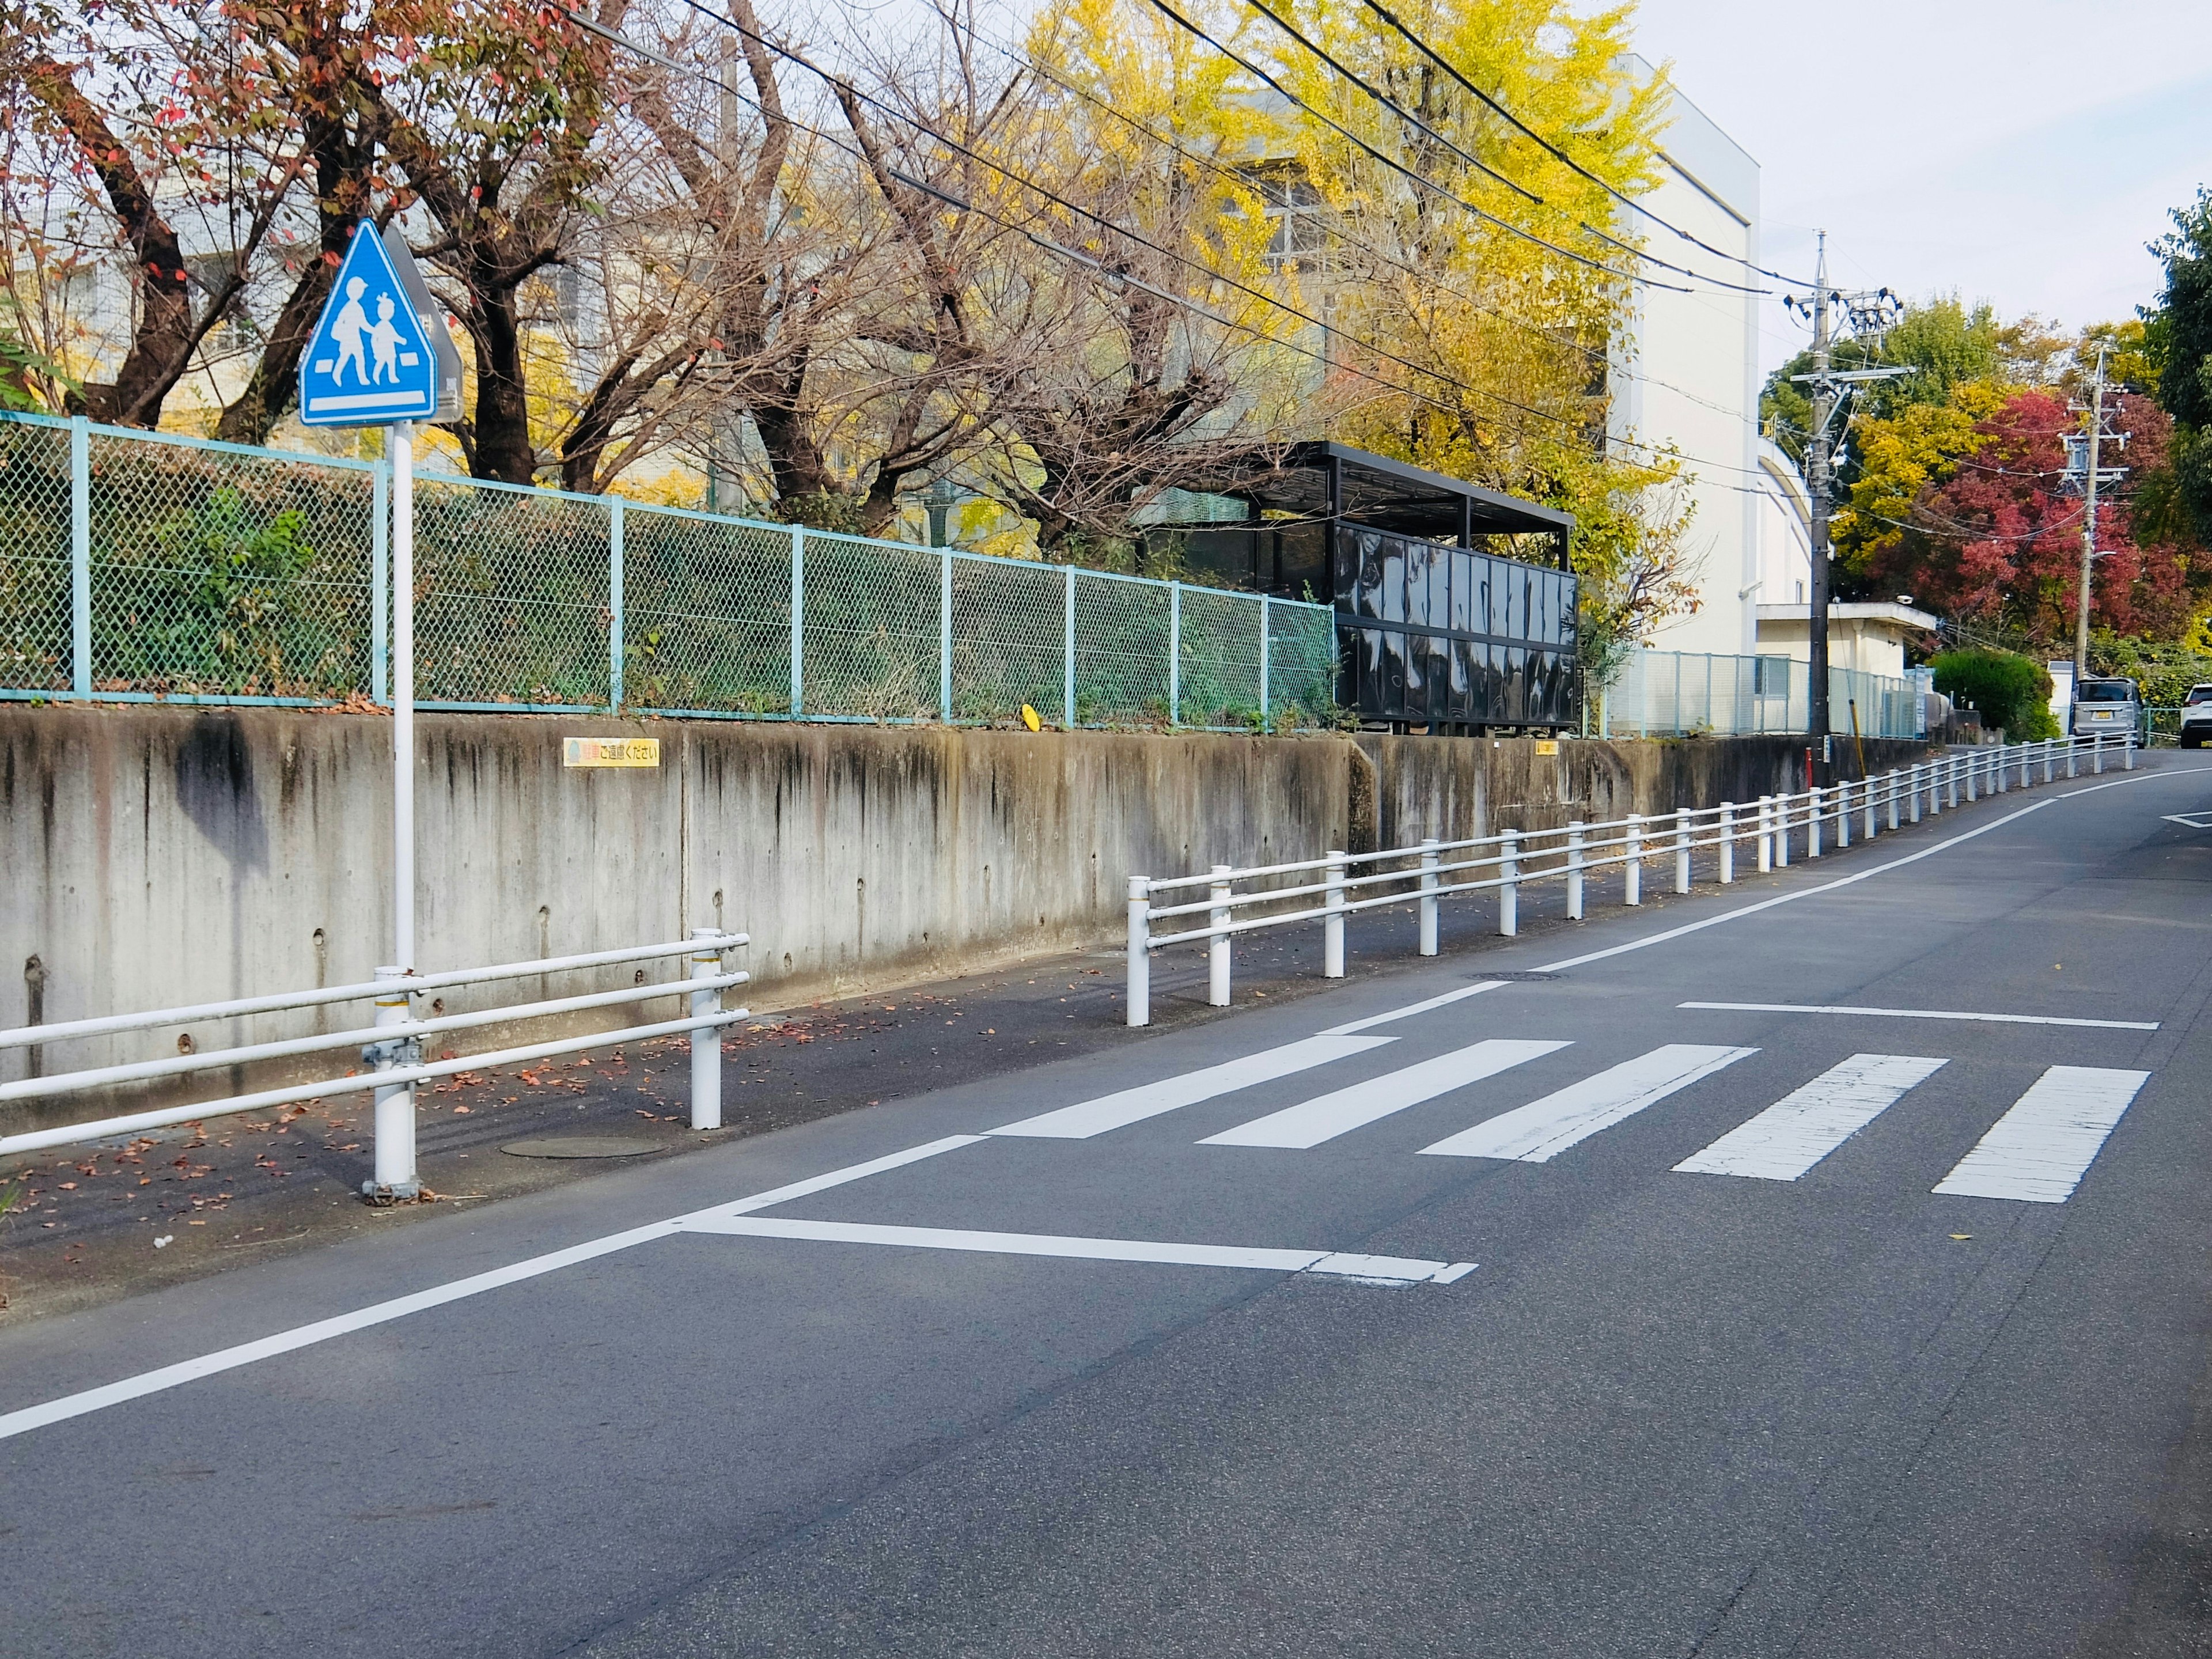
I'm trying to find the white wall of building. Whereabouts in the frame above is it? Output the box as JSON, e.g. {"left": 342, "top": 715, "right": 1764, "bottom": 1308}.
{"left": 1613, "top": 62, "right": 1763, "bottom": 661}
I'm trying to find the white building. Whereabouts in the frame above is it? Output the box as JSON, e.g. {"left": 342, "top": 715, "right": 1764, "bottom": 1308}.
{"left": 1612, "top": 59, "right": 1762, "bottom": 660}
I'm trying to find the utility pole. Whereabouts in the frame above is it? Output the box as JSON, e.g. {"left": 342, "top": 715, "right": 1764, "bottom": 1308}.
{"left": 1786, "top": 234, "right": 1903, "bottom": 774}
{"left": 1806, "top": 235, "right": 1835, "bottom": 749}
{"left": 2074, "top": 342, "right": 2109, "bottom": 675}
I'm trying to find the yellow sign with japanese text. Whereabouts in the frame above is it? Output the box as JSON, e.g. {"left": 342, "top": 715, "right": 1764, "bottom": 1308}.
{"left": 563, "top": 737, "right": 660, "bottom": 768}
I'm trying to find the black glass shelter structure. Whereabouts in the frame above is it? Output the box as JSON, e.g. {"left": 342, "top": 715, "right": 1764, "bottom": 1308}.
{"left": 1145, "top": 443, "right": 1580, "bottom": 732}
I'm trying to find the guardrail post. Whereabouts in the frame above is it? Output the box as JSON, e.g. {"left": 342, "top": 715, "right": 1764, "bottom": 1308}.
{"left": 1757, "top": 797, "right": 1772, "bottom": 873}
{"left": 1867, "top": 775, "right": 1880, "bottom": 839}
{"left": 1624, "top": 814, "right": 1642, "bottom": 906}
{"left": 1908, "top": 764, "right": 1922, "bottom": 824}
{"left": 70, "top": 415, "right": 91, "bottom": 696}
{"left": 2124, "top": 733, "right": 2136, "bottom": 771}
{"left": 1966, "top": 754, "right": 1979, "bottom": 800}
{"left": 2043, "top": 740, "right": 2054, "bottom": 784}
{"left": 1948, "top": 755, "right": 1960, "bottom": 808}
{"left": 1126, "top": 876, "right": 1152, "bottom": 1027}
{"left": 1885, "top": 770, "right": 1899, "bottom": 831}
{"left": 789, "top": 526, "right": 806, "bottom": 718}
{"left": 1674, "top": 809, "right": 1691, "bottom": 893}
{"left": 1776, "top": 794, "right": 1791, "bottom": 866}
{"left": 690, "top": 929, "right": 722, "bottom": 1130}
{"left": 1323, "top": 851, "right": 1347, "bottom": 976}
{"left": 2093, "top": 736, "right": 2104, "bottom": 775}
{"left": 1208, "top": 866, "right": 1233, "bottom": 1007}
{"left": 2066, "top": 739, "right": 2077, "bottom": 779}
{"left": 368, "top": 966, "right": 419, "bottom": 1199}
{"left": 1566, "top": 821, "right": 1586, "bottom": 918}
{"left": 1499, "top": 831, "right": 1520, "bottom": 936}
{"left": 1836, "top": 780, "right": 1851, "bottom": 847}
{"left": 1418, "top": 838, "right": 1441, "bottom": 955}
{"left": 1808, "top": 785, "right": 1823, "bottom": 857}
{"left": 1718, "top": 803, "right": 1735, "bottom": 884}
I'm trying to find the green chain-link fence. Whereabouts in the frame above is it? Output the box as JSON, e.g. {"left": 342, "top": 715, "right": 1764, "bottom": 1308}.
{"left": 0, "top": 409, "right": 1341, "bottom": 726}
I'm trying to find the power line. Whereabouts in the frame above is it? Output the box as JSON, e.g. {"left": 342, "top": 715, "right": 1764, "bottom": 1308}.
{"left": 1141, "top": 0, "right": 1690, "bottom": 294}
{"left": 1358, "top": 0, "right": 1813, "bottom": 290}
{"left": 1239, "top": 0, "right": 1770, "bottom": 297}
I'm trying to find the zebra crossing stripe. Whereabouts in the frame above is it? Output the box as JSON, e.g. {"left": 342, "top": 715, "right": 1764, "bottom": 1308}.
{"left": 986, "top": 1033, "right": 1395, "bottom": 1139}
{"left": 1933, "top": 1066, "right": 2150, "bottom": 1203}
{"left": 1418, "top": 1044, "right": 1756, "bottom": 1163}
{"left": 1199, "top": 1039, "right": 1569, "bottom": 1150}
{"left": 1673, "top": 1054, "right": 1948, "bottom": 1181}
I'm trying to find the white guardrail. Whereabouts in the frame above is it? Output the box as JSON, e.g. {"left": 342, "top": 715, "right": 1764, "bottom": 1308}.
{"left": 0, "top": 931, "right": 749, "bottom": 1196}
{"left": 1124, "top": 736, "right": 2133, "bottom": 1026}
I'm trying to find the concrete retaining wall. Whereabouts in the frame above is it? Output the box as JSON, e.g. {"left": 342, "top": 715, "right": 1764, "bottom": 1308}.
{"left": 0, "top": 706, "right": 1928, "bottom": 1122}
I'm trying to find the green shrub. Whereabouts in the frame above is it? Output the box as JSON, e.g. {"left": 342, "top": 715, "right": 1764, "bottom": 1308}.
{"left": 1929, "top": 648, "right": 2059, "bottom": 741}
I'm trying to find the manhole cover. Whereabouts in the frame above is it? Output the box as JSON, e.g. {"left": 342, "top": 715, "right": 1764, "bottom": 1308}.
{"left": 1475, "top": 971, "right": 1562, "bottom": 982}
{"left": 499, "top": 1137, "right": 662, "bottom": 1160}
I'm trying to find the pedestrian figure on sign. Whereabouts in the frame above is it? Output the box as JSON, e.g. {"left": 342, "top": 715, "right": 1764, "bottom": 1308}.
{"left": 331, "top": 277, "right": 372, "bottom": 387}
{"left": 369, "top": 294, "right": 405, "bottom": 385}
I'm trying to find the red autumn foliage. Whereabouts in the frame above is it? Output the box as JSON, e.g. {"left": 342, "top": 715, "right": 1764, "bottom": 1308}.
{"left": 1866, "top": 391, "right": 2200, "bottom": 645}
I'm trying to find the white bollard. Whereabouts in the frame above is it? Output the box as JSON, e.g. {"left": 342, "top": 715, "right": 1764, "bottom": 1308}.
{"left": 1323, "top": 851, "right": 1347, "bottom": 978}
{"left": 1719, "top": 802, "right": 1735, "bottom": 885}
{"left": 1498, "top": 831, "right": 1519, "bottom": 937}
{"left": 1867, "top": 775, "right": 1880, "bottom": 839}
{"left": 2125, "top": 734, "right": 2136, "bottom": 770}
{"left": 1566, "top": 821, "right": 1586, "bottom": 919}
{"left": 1675, "top": 809, "right": 1691, "bottom": 893}
{"left": 1836, "top": 779, "right": 1851, "bottom": 847}
{"left": 1908, "top": 763, "right": 1922, "bottom": 823}
{"left": 1966, "top": 754, "right": 1979, "bottom": 801}
{"left": 1624, "top": 813, "right": 1642, "bottom": 906}
{"left": 1757, "top": 796, "right": 1773, "bottom": 873}
{"left": 690, "top": 928, "right": 724, "bottom": 1131}
{"left": 1126, "top": 876, "right": 1150, "bottom": 1028}
{"left": 1776, "top": 794, "right": 1791, "bottom": 867}
{"left": 368, "top": 965, "right": 419, "bottom": 1199}
{"left": 2043, "top": 740, "right": 2054, "bottom": 784}
{"left": 2093, "top": 736, "right": 2104, "bottom": 775}
{"left": 1207, "top": 865, "right": 1233, "bottom": 1007}
{"left": 1948, "top": 755, "right": 1960, "bottom": 808}
{"left": 1418, "top": 839, "right": 1441, "bottom": 957}
{"left": 1808, "top": 785, "right": 1823, "bottom": 857}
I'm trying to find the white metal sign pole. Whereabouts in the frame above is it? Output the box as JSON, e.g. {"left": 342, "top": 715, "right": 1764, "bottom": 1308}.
{"left": 373, "top": 418, "right": 419, "bottom": 1198}
{"left": 392, "top": 419, "right": 415, "bottom": 972}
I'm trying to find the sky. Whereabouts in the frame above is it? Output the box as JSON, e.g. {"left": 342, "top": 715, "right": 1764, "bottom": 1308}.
{"left": 1627, "top": 0, "right": 2212, "bottom": 378}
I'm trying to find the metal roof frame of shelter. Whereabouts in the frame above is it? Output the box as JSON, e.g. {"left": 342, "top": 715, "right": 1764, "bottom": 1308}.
{"left": 1158, "top": 441, "right": 1574, "bottom": 567}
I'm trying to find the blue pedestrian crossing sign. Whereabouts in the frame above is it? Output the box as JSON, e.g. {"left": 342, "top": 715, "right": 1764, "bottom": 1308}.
{"left": 298, "top": 222, "right": 462, "bottom": 426}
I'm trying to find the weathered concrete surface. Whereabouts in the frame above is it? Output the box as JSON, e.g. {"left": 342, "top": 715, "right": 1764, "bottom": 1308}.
{"left": 0, "top": 706, "right": 1929, "bottom": 1121}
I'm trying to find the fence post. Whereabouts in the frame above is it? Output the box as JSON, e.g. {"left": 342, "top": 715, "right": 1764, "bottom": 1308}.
{"left": 1674, "top": 809, "right": 1691, "bottom": 893}
{"left": 1063, "top": 562, "right": 1078, "bottom": 729}
{"left": 1258, "top": 595, "right": 1272, "bottom": 726}
{"left": 1757, "top": 797, "right": 1772, "bottom": 873}
{"left": 1948, "top": 755, "right": 1961, "bottom": 808}
{"left": 1719, "top": 803, "right": 1735, "bottom": 884}
{"left": 690, "top": 929, "right": 722, "bottom": 1131}
{"left": 2043, "top": 740, "right": 2054, "bottom": 784}
{"left": 1498, "top": 831, "right": 1519, "bottom": 937}
{"left": 1168, "top": 580, "right": 1183, "bottom": 725}
{"left": 1418, "top": 838, "right": 1441, "bottom": 955}
{"left": 608, "top": 497, "right": 625, "bottom": 712}
{"left": 1836, "top": 779, "right": 1851, "bottom": 847}
{"left": 789, "top": 526, "right": 806, "bottom": 717}
{"left": 1624, "top": 814, "right": 1642, "bottom": 905}
{"left": 1866, "top": 775, "right": 1880, "bottom": 839}
{"left": 368, "top": 965, "right": 419, "bottom": 1199}
{"left": 1567, "top": 821, "right": 1586, "bottom": 918}
{"left": 2093, "top": 734, "right": 2104, "bottom": 773}
{"left": 1886, "top": 769, "right": 1899, "bottom": 831}
{"left": 2066, "top": 738, "right": 2077, "bottom": 779}
{"left": 1965, "top": 754, "right": 1978, "bottom": 801}
{"left": 1126, "top": 876, "right": 1152, "bottom": 1027}
{"left": 70, "top": 415, "right": 91, "bottom": 695}
{"left": 1808, "top": 785, "right": 1824, "bottom": 857}
{"left": 1324, "top": 851, "right": 1347, "bottom": 976}
{"left": 2125, "top": 733, "right": 2135, "bottom": 771}
{"left": 1775, "top": 794, "right": 1791, "bottom": 866}
{"left": 939, "top": 549, "right": 955, "bottom": 722}
{"left": 371, "top": 455, "right": 388, "bottom": 706}
{"left": 1908, "top": 763, "right": 1922, "bottom": 823}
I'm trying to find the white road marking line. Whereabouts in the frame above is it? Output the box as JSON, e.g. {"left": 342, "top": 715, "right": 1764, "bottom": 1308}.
{"left": 677, "top": 1214, "right": 1474, "bottom": 1285}
{"left": 0, "top": 1134, "right": 986, "bottom": 1445}
{"left": 1322, "top": 980, "right": 1508, "bottom": 1035}
{"left": 1419, "top": 1044, "right": 1757, "bottom": 1163}
{"left": 2162, "top": 812, "right": 2212, "bottom": 829}
{"left": 1673, "top": 1054, "right": 1948, "bottom": 1181}
{"left": 1679, "top": 1001, "right": 2159, "bottom": 1031}
{"left": 985, "top": 1033, "right": 1393, "bottom": 1139}
{"left": 1933, "top": 1066, "right": 2152, "bottom": 1203}
{"left": 1198, "top": 1038, "right": 1569, "bottom": 1150}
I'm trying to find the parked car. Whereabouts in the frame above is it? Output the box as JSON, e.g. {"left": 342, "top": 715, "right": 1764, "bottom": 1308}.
{"left": 2071, "top": 677, "right": 2142, "bottom": 740}
{"left": 2179, "top": 683, "right": 2212, "bottom": 748}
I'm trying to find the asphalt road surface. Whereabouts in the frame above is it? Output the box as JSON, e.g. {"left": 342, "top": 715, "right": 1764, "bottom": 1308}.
{"left": 6, "top": 753, "right": 2212, "bottom": 1658}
